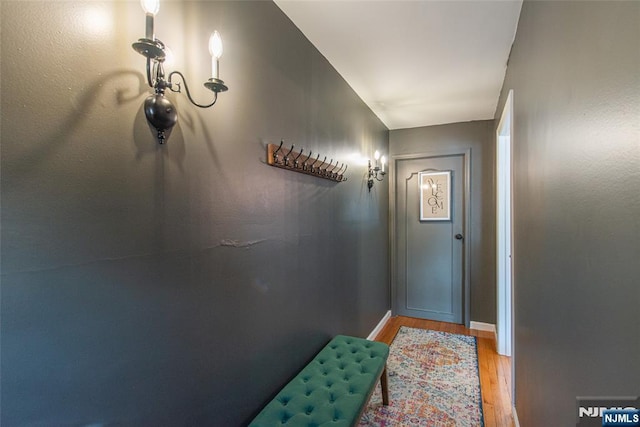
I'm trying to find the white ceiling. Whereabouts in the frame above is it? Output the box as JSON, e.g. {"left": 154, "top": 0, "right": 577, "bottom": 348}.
{"left": 274, "top": 0, "right": 522, "bottom": 130}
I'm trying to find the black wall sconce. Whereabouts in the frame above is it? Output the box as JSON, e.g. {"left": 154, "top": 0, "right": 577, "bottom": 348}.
{"left": 368, "top": 150, "right": 387, "bottom": 191}
{"left": 132, "top": 0, "right": 228, "bottom": 144}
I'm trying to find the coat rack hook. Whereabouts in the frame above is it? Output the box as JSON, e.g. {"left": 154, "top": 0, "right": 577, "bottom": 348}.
{"left": 316, "top": 156, "right": 327, "bottom": 174}
{"left": 303, "top": 151, "right": 313, "bottom": 171}
{"left": 284, "top": 144, "right": 295, "bottom": 166}
{"left": 310, "top": 154, "right": 322, "bottom": 172}
{"left": 293, "top": 149, "right": 304, "bottom": 168}
{"left": 328, "top": 161, "right": 340, "bottom": 178}
{"left": 273, "top": 140, "right": 284, "bottom": 163}
{"left": 322, "top": 159, "right": 333, "bottom": 175}
{"left": 338, "top": 164, "right": 348, "bottom": 181}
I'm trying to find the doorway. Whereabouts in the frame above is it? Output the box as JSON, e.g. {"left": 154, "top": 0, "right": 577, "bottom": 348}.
{"left": 391, "top": 151, "right": 470, "bottom": 325}
{"left": 496, "top": 90, "right": 515, "bottom": 403}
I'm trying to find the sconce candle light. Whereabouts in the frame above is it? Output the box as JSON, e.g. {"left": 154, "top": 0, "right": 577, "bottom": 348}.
{"left": 132, "top": 0, "right": 228, "bottom": 144}
{"left": 367, "top": 150, "right": 387, "bottom": 191}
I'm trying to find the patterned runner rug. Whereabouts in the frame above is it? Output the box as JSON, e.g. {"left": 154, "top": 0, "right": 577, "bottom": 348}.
{"left": 359, "top": 327, "right": 484, "bottom": 426}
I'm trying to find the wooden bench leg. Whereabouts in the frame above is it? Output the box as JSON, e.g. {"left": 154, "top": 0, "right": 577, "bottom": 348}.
{"left": 380, "top": 366, "right": 389, "bottom": 405}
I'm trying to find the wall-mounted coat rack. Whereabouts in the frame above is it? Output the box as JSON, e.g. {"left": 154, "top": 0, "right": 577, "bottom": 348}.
{"left": 266, "top": 141, "right": 348, "bottom": 183}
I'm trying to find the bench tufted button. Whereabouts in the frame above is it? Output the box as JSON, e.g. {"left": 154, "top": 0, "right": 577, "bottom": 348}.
{"left": 305, "top": 391, "right": 312, "bottom": 396}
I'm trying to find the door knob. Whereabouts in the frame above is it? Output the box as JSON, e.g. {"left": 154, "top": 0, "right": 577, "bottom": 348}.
{"left": 455, "top": 234, "right": 464, "bottom": 241}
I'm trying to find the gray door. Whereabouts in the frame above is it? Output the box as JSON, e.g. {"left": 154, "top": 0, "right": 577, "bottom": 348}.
{"left": 394, "top": 155, "right": 465, "bottom": 323}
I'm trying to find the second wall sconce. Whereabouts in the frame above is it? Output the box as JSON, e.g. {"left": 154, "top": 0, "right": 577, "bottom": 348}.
{"left": 132, "top": 0, "right": 229, "bottom": 144}
{"left": 368, "top": 150, "right": 387, "bottom": 191}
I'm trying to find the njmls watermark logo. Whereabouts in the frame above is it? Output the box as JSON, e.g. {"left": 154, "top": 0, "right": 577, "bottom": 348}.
{"left": 577, "top": 396, "right": 640, "bottom": 427}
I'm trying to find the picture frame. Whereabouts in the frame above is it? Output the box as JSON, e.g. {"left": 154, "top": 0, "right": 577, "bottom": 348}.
{"left": 419, "top": 170, "right": 451, "bottom": 221}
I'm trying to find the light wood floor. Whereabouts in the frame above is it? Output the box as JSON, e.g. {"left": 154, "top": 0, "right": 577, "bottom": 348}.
{"left": 373, "top": 316, "right": 514, "bottom": 427}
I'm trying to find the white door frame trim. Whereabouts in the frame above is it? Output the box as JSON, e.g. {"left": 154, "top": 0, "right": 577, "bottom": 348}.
{"left": 496, "top": 89, "right": 514, "bottom": 357}
{"left": 389, "top": 148, "right": 472, "bottom": 327}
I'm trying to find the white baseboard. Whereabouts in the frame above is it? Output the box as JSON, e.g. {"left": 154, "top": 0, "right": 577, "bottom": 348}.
{"left": 470, "top": 321, "right": 497, "bottom": 342}
{"left": 513, "top": 406, "right": 520, "bottom": 427}
{"left": 367, "top": 310, "right": 392, "bottom": 340}
{"left": 469, "top": 321, "right": 496, "bottom": 332}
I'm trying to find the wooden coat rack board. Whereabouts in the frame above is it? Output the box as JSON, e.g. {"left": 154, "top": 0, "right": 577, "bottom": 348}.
{"left": 266, "top": 142, "right": 348, "bottom": 183}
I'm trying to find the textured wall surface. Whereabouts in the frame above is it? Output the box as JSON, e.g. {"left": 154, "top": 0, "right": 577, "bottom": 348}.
{"left": 494, "top": 1, "right": 640, "bottom": 425}
{"left": 389, "top": 120, "right": 496, "bottom": 324}
{"left": 0, "top": 1, "right": 389, "bottom": 425}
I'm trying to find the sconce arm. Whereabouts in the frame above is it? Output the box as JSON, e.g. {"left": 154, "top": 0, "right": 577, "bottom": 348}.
{"left": 145, "top": 58, "right": 157, "bottom": 88}
{"left": 167, "top": 71, "right": 218, "bottom": 108}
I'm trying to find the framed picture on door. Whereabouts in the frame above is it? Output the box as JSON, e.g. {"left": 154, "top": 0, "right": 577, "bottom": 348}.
{"left": 419, "top": 170, "right": 451, "bottom": 221}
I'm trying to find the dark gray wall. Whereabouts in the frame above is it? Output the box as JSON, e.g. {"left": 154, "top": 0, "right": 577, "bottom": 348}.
{"left": 494, "top": 1, "right": 640, "bottom": 425}
{"left": 389, "top": 121, "right": 496, "bottom": 324}
{"left": 0, "top": 1, "right": 389, "bottom": 425}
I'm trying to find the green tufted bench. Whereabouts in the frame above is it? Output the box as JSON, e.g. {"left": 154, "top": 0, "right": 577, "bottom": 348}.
{"left": 249, "top": 335, "right": 389, "bottom": 427}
